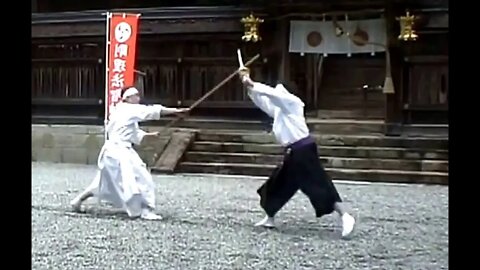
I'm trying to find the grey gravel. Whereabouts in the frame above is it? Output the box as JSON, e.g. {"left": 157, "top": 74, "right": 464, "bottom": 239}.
{"left": 32, "top": 162, "right": 448, "bottom": 270}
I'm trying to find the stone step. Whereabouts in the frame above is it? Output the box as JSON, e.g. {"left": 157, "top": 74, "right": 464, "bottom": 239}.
{"left": 155, "top": 118, "right": 265, "bottom": 130}
{"left": 196, "top": 132, "right": 448, "bottom": 149}
{"left": 307, "top": 109, "right": 383, "bottom": 119}
{"left": 176, "top": 162, "right": 448, "bottom": 185}
{"left": 307, "top": 119, "right": 385, "bottom": 135}
{"left": 191, "top": 142, "right": 448, "bottom": 160}
{"left": 402, "top": 124, "right": 449, "bottom": 138}
{"left": 184, "top": 152, "right": 449, "bottom": 172}
{"left": 155, "top": 118, "right": 385, "bottom": 134}
{"left": 153, "top": 117, "right": 448, "bottom": 137}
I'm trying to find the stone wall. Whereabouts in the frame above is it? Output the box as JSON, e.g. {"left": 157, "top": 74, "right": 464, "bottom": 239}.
{"left": 31, "top": 125, "right": 173, "bottom": 166}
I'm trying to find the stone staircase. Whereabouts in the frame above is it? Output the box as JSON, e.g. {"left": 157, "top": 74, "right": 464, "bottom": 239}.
{"left": 172, "top": 119, "right": 448, "bottom": 185}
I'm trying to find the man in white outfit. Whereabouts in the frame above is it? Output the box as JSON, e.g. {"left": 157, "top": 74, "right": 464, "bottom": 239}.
{"left": 70, "top": 86, "right": 189, "bottom": 220}
{"left": 239, "top": 69, "right": 356, "bottom": 238}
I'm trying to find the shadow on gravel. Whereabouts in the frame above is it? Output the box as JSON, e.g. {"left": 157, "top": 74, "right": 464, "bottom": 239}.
{"left": 33, "top": 205, "right": 353, "bottom": 240}
{"left": 63, "top": 209, "right": 132, "bottom": 220}
{"left": 273, "top": 225, "right": 340, "bottom": 240}
{"left": 33, "top": 205, "right": 132, "bottom": 220}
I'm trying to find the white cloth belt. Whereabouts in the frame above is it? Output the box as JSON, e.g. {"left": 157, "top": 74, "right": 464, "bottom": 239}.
{"left": 97, "top": 139, "right": 133, "bottom": 168}
{"left": 105, "top": 140, "right": 133, "bottom": 148}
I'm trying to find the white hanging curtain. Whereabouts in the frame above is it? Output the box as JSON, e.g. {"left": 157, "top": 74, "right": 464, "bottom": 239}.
{"left": 289, "top": 18, "right": 387, "bottom": 55}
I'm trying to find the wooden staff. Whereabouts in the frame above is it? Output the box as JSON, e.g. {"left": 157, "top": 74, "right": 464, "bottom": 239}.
{"left": 162, "top": 53, "right": 260, "bottom": 129}
{"left": 148, "top": 53, "right": 259, "bottom": 166}
{"left": 134, "top": 69, "right": 146, "bottom": 76}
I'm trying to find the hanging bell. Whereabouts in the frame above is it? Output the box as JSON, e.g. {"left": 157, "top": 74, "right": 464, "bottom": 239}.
{"left": 397, "top": 11, "right": 418, "bottom": 41}
{"left": 241, "top": 13, "right": 264, "bottom": 43}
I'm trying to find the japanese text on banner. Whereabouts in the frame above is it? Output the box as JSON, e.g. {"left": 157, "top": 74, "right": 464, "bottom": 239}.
{"left": 106, "top": 13, "right": 140, "bottom": 119}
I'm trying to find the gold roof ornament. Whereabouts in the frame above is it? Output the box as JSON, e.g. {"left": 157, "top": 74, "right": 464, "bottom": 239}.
{"left": 241, "top": 13, "right": 264, "bottom": 42}
{"left": 396, "top": 10, "right": 418, "bottom": 41}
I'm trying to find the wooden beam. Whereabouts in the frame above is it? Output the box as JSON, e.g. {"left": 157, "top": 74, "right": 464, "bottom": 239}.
{"left": 32, "top": 6, "right": 265, "bottom": 24}
{"left": 141, "top": 19, "right": 242, "bottom": 34}
{"left": 151, "top": 130, "right": 197, "bottom": 174}
{"left": 32, "top": 98, "right": 102, "bottom": 106}
{"left": 424, "top": 13, "right": 448, "bottom": 28}
{"left": 32, "top": 58, "right": 100, "bottom": 63}
{"left": 404, "top": 55, "right": 448, "bottom": 64}
{"left": 32, "top": 19, "right": 242, "bottom": 38}
{"left": 273, "top": 0, "right": 386, "bottom": 8}
{"left": 31, "top": 36, "right": 104, "bottom": 44}
{"left": 32, "top": 22, "right": 103, "bottom": 38}
{"left": 139, "top": 33, "right": 239, "bottom": 42}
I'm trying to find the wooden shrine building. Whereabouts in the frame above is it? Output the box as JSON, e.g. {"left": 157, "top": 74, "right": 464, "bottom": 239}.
{"left": 32, "top": 0, "right": 448, "bottom": 134}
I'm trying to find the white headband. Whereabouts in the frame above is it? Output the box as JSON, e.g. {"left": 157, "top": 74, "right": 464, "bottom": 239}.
{"left": 122, "top": 87, "right": 139, "bottom": 100}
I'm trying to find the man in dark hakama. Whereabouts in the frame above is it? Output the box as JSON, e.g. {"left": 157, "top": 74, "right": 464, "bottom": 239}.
{"left": 239, "top": 70, "right": 356, "bottom": 238}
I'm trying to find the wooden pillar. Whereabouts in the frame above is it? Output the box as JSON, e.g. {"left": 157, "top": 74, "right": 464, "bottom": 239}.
{"left": 277, "top": 19, "right": 290, "bottom": 83}
{"left": 384, "top": 5, "right": 403, "bottom": 136}
{"left": 32, "top": 0, "right": 38, "bottom": 12}
{"left": 260, "top": 22, "right": 275, "bottom": 85}
{"left": 36, "top": 0, "right": 49, "bottom": 12}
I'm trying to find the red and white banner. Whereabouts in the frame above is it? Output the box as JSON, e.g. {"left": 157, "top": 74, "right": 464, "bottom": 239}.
{"left": 105, "top": 12, "right": 141, "bottom": 121}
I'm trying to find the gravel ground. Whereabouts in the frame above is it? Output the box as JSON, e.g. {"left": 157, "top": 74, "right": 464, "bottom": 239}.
{"left": 32, "top": 162, "right": 448, "bottom": 270}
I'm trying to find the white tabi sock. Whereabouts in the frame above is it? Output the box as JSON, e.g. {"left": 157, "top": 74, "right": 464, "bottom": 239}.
{"left": 70, "top": 197, "right": 82, "bottom": 212}
{"left": 140, "top": 208, "right": 163, "bottom": 221}
{"left": 341, "top": 213, "right": 356, "bottom": 238}
{"left": 254, "top": 215, "right": 276, "bottom": 228}
{"left": 70, "top": 192, "right": 92, "bottom": 212}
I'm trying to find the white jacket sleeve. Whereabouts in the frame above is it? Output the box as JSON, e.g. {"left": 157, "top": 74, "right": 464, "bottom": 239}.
{"left": 124, "top": 104, "right": 165, "bottom": 124}
{"left": 249, "top": 82, "right": 304, "bottom": 114}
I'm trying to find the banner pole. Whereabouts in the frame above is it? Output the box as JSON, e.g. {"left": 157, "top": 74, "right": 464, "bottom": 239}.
{"left": 103, "top": 12, "right": 111, "bottom": 142}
